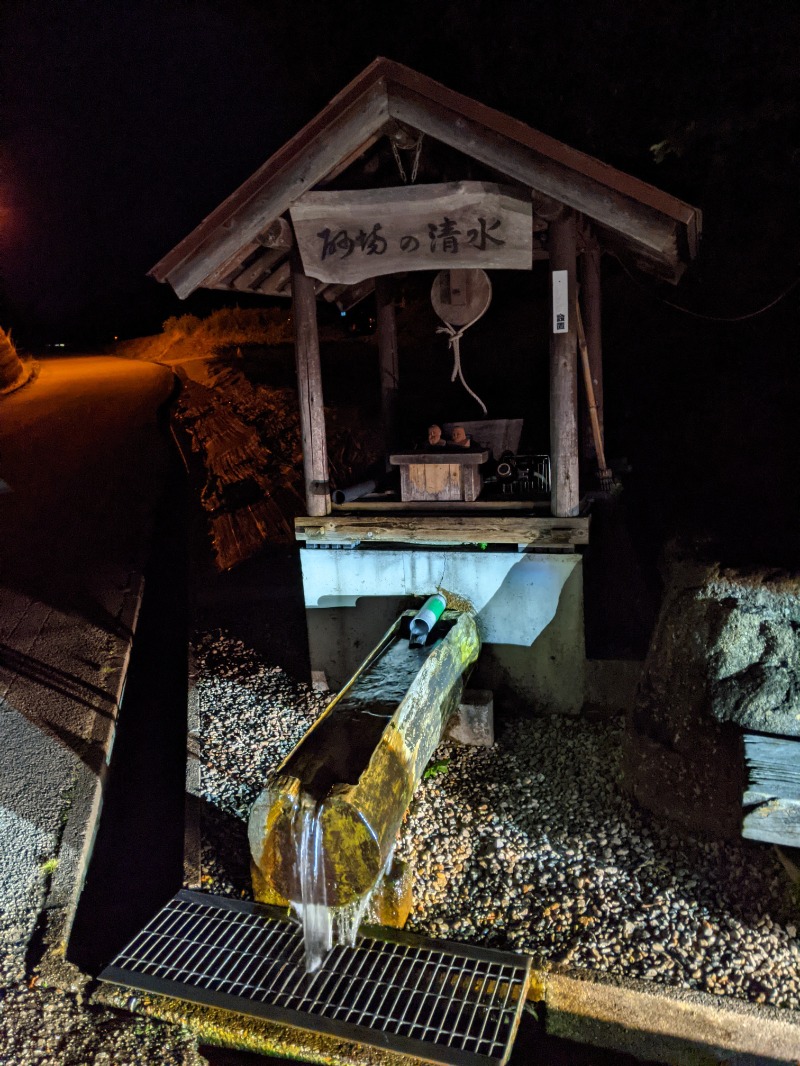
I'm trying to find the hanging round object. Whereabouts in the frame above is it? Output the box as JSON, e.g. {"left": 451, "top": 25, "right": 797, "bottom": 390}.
{"left": 430, "top": 269, "right": 492, "bottom": 416}
{"left": 431, "top": 269, "right": 492, "bottom": 329}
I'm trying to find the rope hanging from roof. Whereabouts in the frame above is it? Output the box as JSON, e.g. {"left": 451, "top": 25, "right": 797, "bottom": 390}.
{"left": 391, "top": 132, "right": 425, "bottom": 184}
{"left": 436, "top": 316, "right": 489, "bottom": 416}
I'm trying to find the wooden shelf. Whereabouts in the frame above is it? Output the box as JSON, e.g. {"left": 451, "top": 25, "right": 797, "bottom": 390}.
{"left": 389, "top": 451, "right": 489, "bottom": 465}
{"left": 295, "top": 513, "right": 589, "bottom": 548}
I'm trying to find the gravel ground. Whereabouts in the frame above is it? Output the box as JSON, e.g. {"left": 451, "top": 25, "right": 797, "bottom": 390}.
{"left": 0, "top": 832, "right": 208, "bottom": 1064}
{"left": 0, "top": 982, "right": 207, "bottom": 1065}
{"left": 196, "top": 630, "right": 800, "bottom": 1012}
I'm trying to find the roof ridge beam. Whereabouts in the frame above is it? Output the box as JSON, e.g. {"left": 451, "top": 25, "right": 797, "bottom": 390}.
{"left": 386, "top": 83, "right": 682, "bottom": 270}
{"left": 156, "top": 81, "right": 390, "bottom": 298}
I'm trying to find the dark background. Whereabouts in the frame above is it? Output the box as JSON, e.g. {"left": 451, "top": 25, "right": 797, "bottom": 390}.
{"left": 2, "top": 0, "right": 798, "bottom": 567}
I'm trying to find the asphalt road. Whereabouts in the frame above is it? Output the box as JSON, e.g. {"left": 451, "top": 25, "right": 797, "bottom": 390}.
{"left": 0, "top": 355, "right": 174, "bottom": 600}
{"left": 0, "top": 355, "right": 175, "bottom": 984}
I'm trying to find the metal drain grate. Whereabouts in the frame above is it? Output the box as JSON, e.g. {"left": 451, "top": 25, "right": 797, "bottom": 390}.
{"left": 100, "top": 890, "right": 530, "bottom": 1065}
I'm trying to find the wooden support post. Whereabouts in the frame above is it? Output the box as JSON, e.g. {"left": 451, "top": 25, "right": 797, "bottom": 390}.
{"left": 549, "top": 212, "right": 580, "bottom": 517}
{"left": 291, "top": 248, "right": 330, "bottom": 516}
{"left": 580, "top": 240, "right": 604, "bottom": 461}
{"left": 375, "top": 275, "right": 400, "bottom": 457}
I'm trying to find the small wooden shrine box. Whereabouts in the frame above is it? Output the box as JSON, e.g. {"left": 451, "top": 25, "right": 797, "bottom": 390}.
{"left": 389, "top": 451, "right": 489, "bottom": 503}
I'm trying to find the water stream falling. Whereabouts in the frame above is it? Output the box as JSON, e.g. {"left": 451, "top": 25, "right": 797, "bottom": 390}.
{"left": 291, "top": 795, "right": 396, "bottom": 972}
{"left": 293, "top": 795, "right": 330, "bottom": 972}
{"left": 288, "top": 630, "right": 439, "bottom": 972}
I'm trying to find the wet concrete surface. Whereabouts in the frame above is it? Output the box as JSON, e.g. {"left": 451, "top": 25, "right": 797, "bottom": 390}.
{"left": 197, "top": 1004, "right": 666, "bottom": 1066}
{"left": 0, "top": 355, "right": 176, "bottom": 983}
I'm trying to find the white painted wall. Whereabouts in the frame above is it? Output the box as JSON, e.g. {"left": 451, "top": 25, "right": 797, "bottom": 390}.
{"left": 300, "top": 548, "right": 585, "bottom": 714}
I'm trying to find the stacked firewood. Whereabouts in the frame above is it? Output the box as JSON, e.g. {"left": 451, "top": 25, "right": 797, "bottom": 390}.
{"left": 0, "top": 328, "right": 25, "bottom": 392}
{"left": 171, "top": 348, "right": 382, "bottom": 571}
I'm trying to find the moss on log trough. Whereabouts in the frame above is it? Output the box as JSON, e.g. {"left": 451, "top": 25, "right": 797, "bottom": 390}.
{"left": 248, "top": 610, "right": 480, "bottom": 908}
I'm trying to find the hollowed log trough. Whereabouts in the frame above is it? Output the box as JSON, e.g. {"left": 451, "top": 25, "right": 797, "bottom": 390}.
{"left": 248, "top": 609, "right": 480, "bottom": 913}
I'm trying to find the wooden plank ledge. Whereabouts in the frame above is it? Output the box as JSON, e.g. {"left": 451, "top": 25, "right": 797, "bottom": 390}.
{"left": 295, "top": 514, "right": 589, "bottom": 547}
{"left": 332, "top": 499, "right": 550, "bottom": 512}
{"left": 389, "top": 451, "right": 489, "bottom": 465}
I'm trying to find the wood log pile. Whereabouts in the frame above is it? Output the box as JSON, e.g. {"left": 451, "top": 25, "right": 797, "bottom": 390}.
{"left": 0, "top": 328, "right": 27, "bottom": 393}
{"left": 175, "top": 372, "right": 305, "bottom": 569}
{"left": 129, "top": 311, "right": 383, "bottom": 570}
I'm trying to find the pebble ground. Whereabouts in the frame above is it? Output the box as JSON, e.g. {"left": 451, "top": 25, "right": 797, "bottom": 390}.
{"left": 0, "top": 983, "right": 206, "bottom": 1066}
{"left": 195, "top": 630, "right": 800, "bottom": 1012}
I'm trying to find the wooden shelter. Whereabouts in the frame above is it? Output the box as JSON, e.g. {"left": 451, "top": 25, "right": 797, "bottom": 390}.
{"left": 151, "top": 59, "right": 702, "bottom": 709}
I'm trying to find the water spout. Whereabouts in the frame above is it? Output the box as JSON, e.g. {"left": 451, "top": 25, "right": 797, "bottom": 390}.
{"left": 291, "top": 796, "right": 391, "bottom": 972}
{"left": 408, "top": 593, "right": 447, "bottom": 648}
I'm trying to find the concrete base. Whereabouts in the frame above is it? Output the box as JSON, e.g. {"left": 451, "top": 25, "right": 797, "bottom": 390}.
{"left": 95, "top": 983, "right": 423, "bottom": 1065}
{"left": 446, "top": 689, "right": 494, "bottom": 746}
{"left": 533, "top": 967, "right": 800, "bottom": 1065}
{"left": 11, "top": 575, "right": 146, "bottom": 995}
{"left": 300, "top": 549, "right": 585, "bottom": 714}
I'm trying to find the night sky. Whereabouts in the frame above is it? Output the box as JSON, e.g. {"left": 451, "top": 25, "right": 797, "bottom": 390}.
{"left": 1, "top": 0, "right": 798, "bottom": 344}
{"left": 1, "top": 0, "right": 799, "bottom": 572}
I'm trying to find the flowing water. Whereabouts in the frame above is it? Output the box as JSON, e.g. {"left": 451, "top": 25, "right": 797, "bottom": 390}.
{"left": 289, "top": 631, "right": 439, "bottom": 971}
{"left": 292, "top": 795, "right": 330, "bottom": 973}
{"left": 291, "top": 796, "right": 397, "bottom": 972}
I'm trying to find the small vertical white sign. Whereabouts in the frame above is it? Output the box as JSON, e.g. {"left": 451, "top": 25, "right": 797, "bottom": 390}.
{"left": 552, "top": 270, "right": 569, "bottom": 334}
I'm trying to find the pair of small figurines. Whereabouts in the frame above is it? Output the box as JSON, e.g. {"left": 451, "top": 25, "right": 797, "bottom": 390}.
{"left": 427, "top": 423, "right": 472, "bottom": 450}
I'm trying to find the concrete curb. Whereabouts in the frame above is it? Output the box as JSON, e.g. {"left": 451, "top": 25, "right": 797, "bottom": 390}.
{"left": 184, "top": 644, "right": 202, "bottom": 890}
{"left": 531, "top": 966, "right": 800, "bottom": 1064}
{"left": 39, "top": 574, "right": 146, "bottom": 989}
{"left": 94, "top": 984, "right": 416, "bottom": 1066}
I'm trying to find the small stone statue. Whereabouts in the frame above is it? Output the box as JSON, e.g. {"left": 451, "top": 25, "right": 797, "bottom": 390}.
{"left": 450, "top": 425, "right": 472, "bottom": 448}
{"left": 427, "top": 424, "right": 446, "bottom": 448}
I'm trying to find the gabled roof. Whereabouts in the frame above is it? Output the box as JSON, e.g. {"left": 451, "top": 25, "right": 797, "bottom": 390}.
{"left": 151, "top": 57, "right": 701, "bottom": 299}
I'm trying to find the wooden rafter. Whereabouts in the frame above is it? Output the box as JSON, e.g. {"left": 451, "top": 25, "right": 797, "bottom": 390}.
{"left": 149, "top": 58, "right": 701, "bottom": 299}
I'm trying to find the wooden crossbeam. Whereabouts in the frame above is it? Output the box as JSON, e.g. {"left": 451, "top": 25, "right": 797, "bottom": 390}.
{"left": 295, "top": 514, "right": 589, "bottom": 547}
{"left": 229, "top": 249, "right": 283, "bottom": 291}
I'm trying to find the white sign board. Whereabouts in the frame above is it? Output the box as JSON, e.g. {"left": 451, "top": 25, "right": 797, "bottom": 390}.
{"left": 290, "top": 181, "right": 533, "bottom": 285}
{"left": 552, "top": 269, "right": 569, "bottom": 333}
